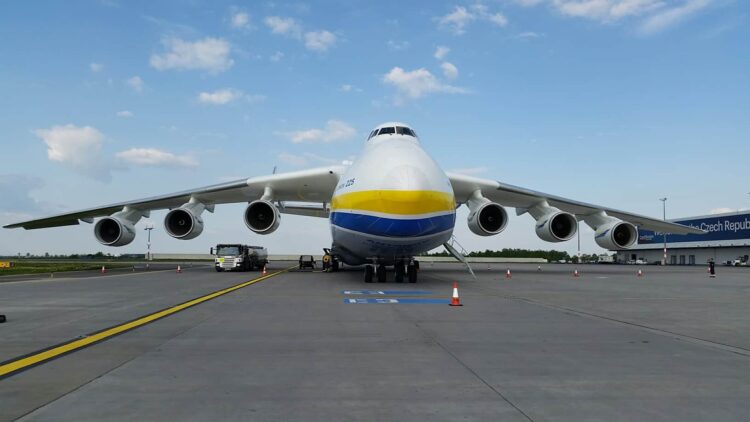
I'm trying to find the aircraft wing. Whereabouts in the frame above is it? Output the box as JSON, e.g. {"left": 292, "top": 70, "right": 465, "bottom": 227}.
{"left": 447, "top": 172, "right": 703, "bottom": 235}
{"left": 4, "top": 165, "right": 345, "bottom": 230}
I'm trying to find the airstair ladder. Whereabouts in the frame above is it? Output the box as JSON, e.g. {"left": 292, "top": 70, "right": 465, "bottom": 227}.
{"left": 443, "top": 236, "right": 477, "bottom": 280}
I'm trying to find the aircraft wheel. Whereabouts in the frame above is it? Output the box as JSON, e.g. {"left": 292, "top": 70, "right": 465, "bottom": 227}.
{"left": 364, "top": 265, "right": 374, "bottom": 283}
{"left": 394, "top": 261, "right": 405, "bottom": 283}
{"left": 377, "top": 264, "right": 387, "bottom": 283}
{"left": 407, "top": 263, "right": 417, "bottom": 283}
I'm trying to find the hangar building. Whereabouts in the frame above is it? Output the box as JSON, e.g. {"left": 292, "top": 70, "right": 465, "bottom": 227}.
{"left": 616, "top": 211, "right": 750, "bottom": 265}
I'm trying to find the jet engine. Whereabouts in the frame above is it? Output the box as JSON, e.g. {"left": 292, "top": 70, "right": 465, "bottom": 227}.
{"left": 244, "top": 200, "right": 280, "bottom": 234}
{"left": 94, "top": 217, "right": 136, "bottom": 246}
{"left": 594, "top": 220, "right": 637, "bottom": 250}
{"left": 467, "top": 199, "right": 508, "bottom": 236}
{"left": 164, "top": 206, "right": 205, "bottom": 240}
{"left": 535, "top": 211, "right": 577, "bottom": 242}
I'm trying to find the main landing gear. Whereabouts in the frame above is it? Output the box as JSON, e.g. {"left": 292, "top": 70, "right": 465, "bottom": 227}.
{"left": 364, "top": 260, "right": 420, "bottom": 283}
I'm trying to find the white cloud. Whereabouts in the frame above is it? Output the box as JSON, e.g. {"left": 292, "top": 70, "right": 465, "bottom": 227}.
{"left": 637, "top": 0, "right": 711, "bottom": 34}
{"left": 515, "top": 31, "right": 543, "bottom": 38}
{"left": 89, "top": 62, "right": 103, "bottom": 72}
{"left": 264, "top": 16, "right": 302, "bottom": 38}
{"left": 116, "top": 110, "right": 134, "bottom": 118}
{"left": 34, "top": 124, "right": 110, "bottom": 181}
{"left": 438, "top": 6, "right": 476, "bottom": 34}
{"left": 434, "top": 46, "right": 450, "bottom": 60}
{"left": 197, "top": 88, "right": 245, "bottom": 105}
{"left": 437, "top": 4, "right": 508, "bottom": 34}
{"left": 304, "top": 30, "right": 337, "bottom": 52}
{"left": 382, "top": 67, "right": 467, "bottom": 102}
{"left": 265, "top": 16, "right": 337, "bottom": 52}
{"left": 127, "top": 76, "right": 144, "bottom": 92}
{"left": 149, "top": 37, "right": 233, "bottom": 73}
{"left": 520, "top": 0, "right": 712, "bottom": 34}
{"left": 441, "top": 62, "right": 459, "bottom": 79}
{"left": 387, "top": 40, "right": 410, "bottom": 51}
{"left": 339, "top": 84, "right": 362, "bottom": 93}
{"left": 231, "top": 11, "right": 250, "bottom": 29}
{"left": 116, "top": 148, "right": 198, "bottom": 168}
{"left": 281, "top": 120, "right": 357, "bottom": 144}
{"left": 270, "top": 51, "right": 284, "bottom": 62}
{"left": 448, "top": 166, "right": 488, "bottom": 175}
{"left": 485, "top": 12, "right": 509, "bottom": 26}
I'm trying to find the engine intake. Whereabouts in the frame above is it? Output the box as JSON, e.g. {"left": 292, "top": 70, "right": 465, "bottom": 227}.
{"left": 535, "top": 212, "right": 577, "bottom": 242}
{"left": 468, "top": 202, "right": 508, "bottom": 236}
{"left": 244, "top": 200, "right": 280, "bottom": 234}
{"left": 94, "top": 217, "right": 136, "bottom": 246}
{"left": 594, "top": 221, "right": 637, "bottom": 250}
{"left": 165, "top": 207, "right": 204, "bottom": 240}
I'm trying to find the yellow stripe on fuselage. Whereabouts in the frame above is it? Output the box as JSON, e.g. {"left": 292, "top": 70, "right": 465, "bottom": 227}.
{"left": 331, "top": 190, "right": 455, "bottom": 215}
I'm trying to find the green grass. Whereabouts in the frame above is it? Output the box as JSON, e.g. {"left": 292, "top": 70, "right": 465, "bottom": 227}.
{"left": 0, "top": 262, "right": 131, "bottom": 276}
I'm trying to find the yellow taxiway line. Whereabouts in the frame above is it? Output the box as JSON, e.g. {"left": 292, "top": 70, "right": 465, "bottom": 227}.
{"left": 0, "top": 267, "right": 292, "bottom": 379}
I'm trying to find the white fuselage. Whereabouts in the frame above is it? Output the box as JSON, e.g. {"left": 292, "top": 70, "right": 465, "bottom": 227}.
{"left": 329, "top": 133, "right": 456, "bottom": 265}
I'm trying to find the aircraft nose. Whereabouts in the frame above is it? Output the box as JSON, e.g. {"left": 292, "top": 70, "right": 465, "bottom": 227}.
{"left": 382, "top": 164, "right": 431, "bottom": 191}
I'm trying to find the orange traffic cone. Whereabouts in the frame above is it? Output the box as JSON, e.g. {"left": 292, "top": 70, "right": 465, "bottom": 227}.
{"left": 101, "top": 266, "right": 107, "bottom": 274}
{"left": 262, "top": 265, "right": 268, "bottom": 275}
{"left": 573, "top": 269, "right": 580, "bottom": 277}
{"left": 637, "top": 269, "right": 643, "bottom": 277}
{"left": 505, "top": 269, "right": 512, "bottom": 279}
{"left": 176, "top": 265, "right": 182, "bottom": 273}
{"left": 450, "top": 282, "right": 462, "bottom": 306}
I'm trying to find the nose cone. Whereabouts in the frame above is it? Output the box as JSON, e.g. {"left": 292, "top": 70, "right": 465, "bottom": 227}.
{"left": 365, "top": 139, "right": 452, "bottom": 195}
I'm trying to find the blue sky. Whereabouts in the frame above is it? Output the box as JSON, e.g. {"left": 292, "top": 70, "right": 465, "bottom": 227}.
{"left": 1, "top": 0, "right": 748, "bottom": 256}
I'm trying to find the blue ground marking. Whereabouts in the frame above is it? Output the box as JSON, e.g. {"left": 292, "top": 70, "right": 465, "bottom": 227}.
{"left": 340, "top": 290, "right": 433, "bottom": 295}
{"left": 344, "top": 298, "right": 450, "bottom": 304}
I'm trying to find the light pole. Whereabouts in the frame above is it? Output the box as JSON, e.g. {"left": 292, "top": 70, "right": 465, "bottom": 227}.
{"left": 144, "top": 223, "right": 154, "bottom": 263}
{"left": 659, "top": 197, "right": 667, "bottom": 265}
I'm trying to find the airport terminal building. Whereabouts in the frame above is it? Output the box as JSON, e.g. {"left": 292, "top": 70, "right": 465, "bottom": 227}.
{"left": 616, "top": 211, "right": 750, "bottom": 265}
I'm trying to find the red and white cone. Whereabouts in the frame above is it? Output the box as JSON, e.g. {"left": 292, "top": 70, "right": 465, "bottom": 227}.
{"left": 262, "top": 265, "right": 268, "bottom": 275}
{"left": 176, "top": 265, "right": 182, "bottom": 273}
{"left": 505, "top": 269, "right": 512, "bottom": 279}
{"left": 573, "top": 269, "right": 580, "bottom": 277}
{"left": 101, "top": 266, "right": 107, "bottom": 274}
{"left": 637, "top": 269, "right": 643, "bottom": 277}
{"left": 450, "top": 282, "right": 462, "bottom": 306}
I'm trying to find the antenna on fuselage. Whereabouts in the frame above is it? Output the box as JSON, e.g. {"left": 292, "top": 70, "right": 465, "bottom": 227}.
{"left": 272, "top": 166, "right": 277, "bottom": 175}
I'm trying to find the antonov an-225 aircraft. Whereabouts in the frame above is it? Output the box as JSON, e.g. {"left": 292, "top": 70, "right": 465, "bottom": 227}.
{"left": 5, "top": 122, "right": 702, "bottom": 283}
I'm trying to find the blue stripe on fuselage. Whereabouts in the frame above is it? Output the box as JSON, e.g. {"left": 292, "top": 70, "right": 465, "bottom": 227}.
{"left": 330, "top": 212, "right": 455, "bottom": 238}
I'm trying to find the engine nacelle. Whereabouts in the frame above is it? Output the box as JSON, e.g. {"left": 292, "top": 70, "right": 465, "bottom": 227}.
{"left": 468, "top": 202, "right": 508, "bottom": 236}
{"left": 535, "top": 211, "right": 577, "bottom": 242}
{"left": 244, "top": 200, "right": 280, "bottom": 234}
{"left": 164, "top": 207, "right": 204, "bottom": 240}
{"left": 94, "top": 217, "right": 136, "bottom": 246}
{"left": 594, "top": 220, "right": 637, "bottom": 250}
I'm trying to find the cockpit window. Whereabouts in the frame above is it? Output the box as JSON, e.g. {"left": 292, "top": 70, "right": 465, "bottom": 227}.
{"left": 367, "top": 130, "right": 377, "bottom": 140}
{"left": 396, "top": 126, "right": 415, "bottom": 137}
{"left": 379, "top": 127, "right": 395, "bottom": 135}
